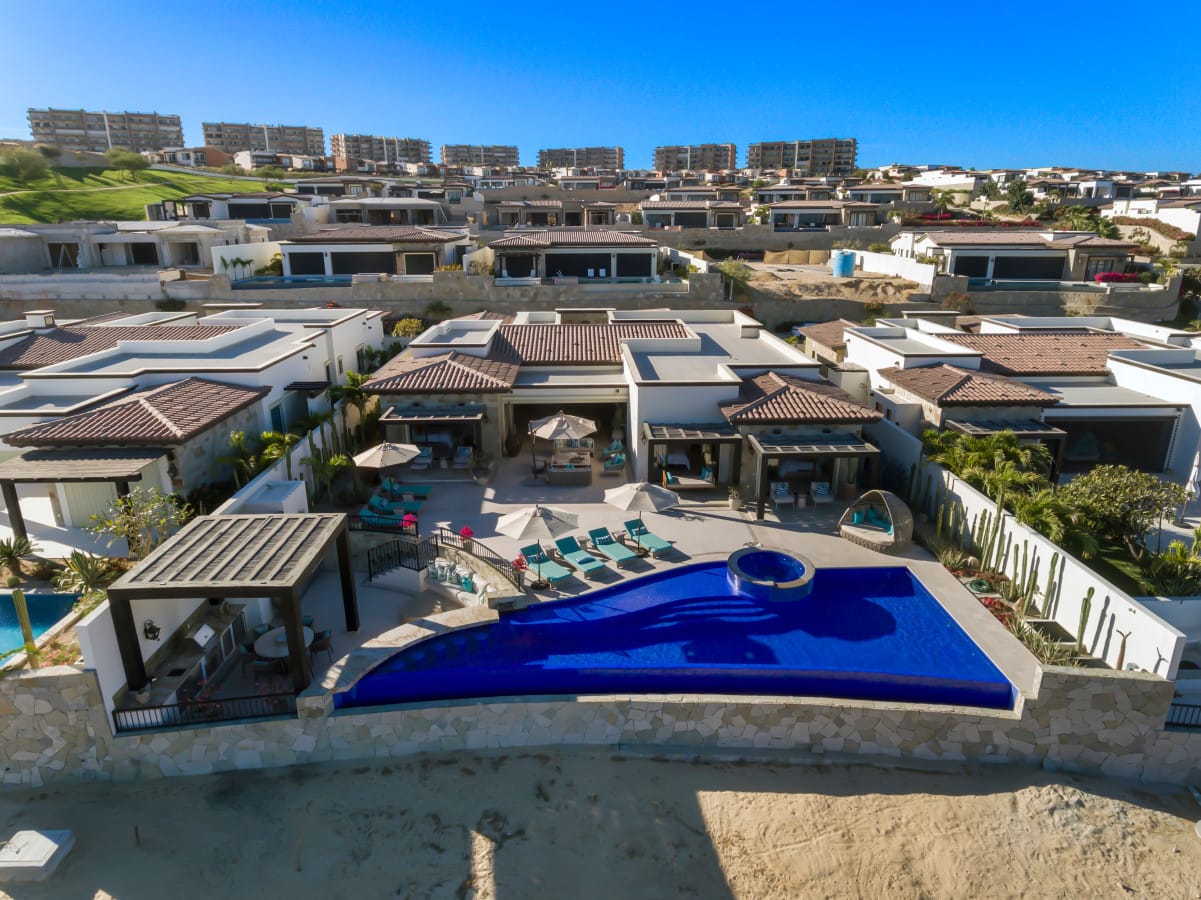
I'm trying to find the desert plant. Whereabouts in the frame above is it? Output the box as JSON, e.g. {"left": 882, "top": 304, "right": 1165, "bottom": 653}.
{"left": 0, "top": 536, "right": 40, "bottom": 576}
{"left": 87, "top": 487, "right": 191, "bottom": 559}
{"left": 53, "top": 551, "right": 120, "bottom": 594}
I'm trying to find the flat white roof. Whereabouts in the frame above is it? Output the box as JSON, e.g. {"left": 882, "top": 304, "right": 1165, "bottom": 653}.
{"left": 628, "top": 322, "right": 817, "bottom": 383}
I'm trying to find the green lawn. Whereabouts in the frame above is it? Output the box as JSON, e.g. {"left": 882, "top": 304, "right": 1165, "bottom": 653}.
{"left": 0, "top": 167, "right": 285, "bottom": 224}
{"left": 1086, "top": 540, "right": 1153, "bottom": 595}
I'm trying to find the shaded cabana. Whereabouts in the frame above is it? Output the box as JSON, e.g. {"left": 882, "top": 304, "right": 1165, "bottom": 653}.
{"left": 0, "top": 448, "right": 165, "bottom": 541}
{"left": 106, "top": 513, "right": 358, "bottom": 694}
{"left": 837, "top": 490, "right": 913, "bottom": 554}
{"left": 747, "top": 433, "right": 881, "bottom": 520}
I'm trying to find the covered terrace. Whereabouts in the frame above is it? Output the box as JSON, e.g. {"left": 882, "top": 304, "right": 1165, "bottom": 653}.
{"left": 107, "top": 513, "right": 358, "bottom": 695}
{"left": 747, "top": 433, "right": 881, "bottom": 520}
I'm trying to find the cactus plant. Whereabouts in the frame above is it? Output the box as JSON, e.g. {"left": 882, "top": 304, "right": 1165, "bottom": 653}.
{"left": 1077, "top": 587, "right": 1094, "bottom": 656}
{"left": 1042, "top": 551, "right": 1059, "bottom": 615}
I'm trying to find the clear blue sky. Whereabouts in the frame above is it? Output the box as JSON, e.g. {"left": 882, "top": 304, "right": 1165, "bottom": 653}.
{"left": 4, "top": 0, "right": 1198, "bottom": 173}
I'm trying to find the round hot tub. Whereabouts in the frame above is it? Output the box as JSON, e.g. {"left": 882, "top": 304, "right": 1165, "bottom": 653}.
{"left": 727, "top": 547, "right": 815, "bottom": 603}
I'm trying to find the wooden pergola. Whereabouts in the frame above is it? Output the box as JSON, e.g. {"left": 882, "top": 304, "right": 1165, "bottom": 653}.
{"left": 747, "top": 433, "right": 881, "bottom": 520}
{"left": 0, "top": 448, "right": 165, "bottom": 542}
{"left": 106, "top": 513, "right": 358, "bottom": 694}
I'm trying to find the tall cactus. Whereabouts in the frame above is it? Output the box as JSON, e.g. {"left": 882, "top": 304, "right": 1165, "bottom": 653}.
{"left": 1041, "top": 551, "right": 1060, "bottom": 616}
{"left": 1077, "top": 587, "right": 1095, "bottom": 656}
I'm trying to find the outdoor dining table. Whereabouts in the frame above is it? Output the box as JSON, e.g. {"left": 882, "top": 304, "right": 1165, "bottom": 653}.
{"left": 254, "top": 626, "right": 315, "bottom": 659}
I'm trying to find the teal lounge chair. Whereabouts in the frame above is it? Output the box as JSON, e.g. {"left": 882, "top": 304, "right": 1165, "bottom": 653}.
{"left": 623, "top": 520, "right": 672, "bottom": 557}
{"left": 587, "top": 528, "right": 637, "bottom": 568}
{"left": 554, "top": 536, "right": 607, "bottom": 578}
{"left": 367, "top": 494, "right": 403, "bottom": 515}
{"left": 520, "top": 544, "right": 572, "bottom": 586}
{"left": 383, "top": 479, "right": 432, "bottom": 499}
{"left": 602, "top": 452, "right": 626, "bottom": 475}
{"left": 600, "top": 438, "right": 624, "bottom": 460}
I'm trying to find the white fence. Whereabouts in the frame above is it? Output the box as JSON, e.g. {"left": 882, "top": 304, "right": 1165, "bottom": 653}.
{"left": 922, "top": 464, "right": 1185, "bottom": 679}
{"left": 853, "top": 250, "right": 938, "bottom": 291}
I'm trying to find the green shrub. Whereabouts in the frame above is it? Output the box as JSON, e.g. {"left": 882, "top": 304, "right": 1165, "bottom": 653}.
{"left": 867, "top": 242, "right": 893, "bottom": 254}
{"left": 5, "top": 575, "right": 21, "bottom": 588}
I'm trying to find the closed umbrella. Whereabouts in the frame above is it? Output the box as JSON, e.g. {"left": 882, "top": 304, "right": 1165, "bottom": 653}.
{"left": 603, "top": 481, "right": 679, "bottom": 549}
{"left": 527, "top": 411, "right": 597, "bottom": 472}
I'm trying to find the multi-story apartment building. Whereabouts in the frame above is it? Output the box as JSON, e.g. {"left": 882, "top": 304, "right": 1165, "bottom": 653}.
{"left": 331, "top": 134, "right": 431, "bottom": 165}
{"left": 746, "top": 138, "right": 857, "bottom": 176}
{"left": 202, "top": 122, "right": 326, "bottom": 157}
{"left": 537, "top": 146, "right": 624, "bottom": 170}
{"left": 440, "top": 144, "right": 520, "bottom": 167}
{"left": 27, "top": 108, "right": 183, "bottom": 153}
{"left": 653, "top": 143, "right": 737, "bottom": 172}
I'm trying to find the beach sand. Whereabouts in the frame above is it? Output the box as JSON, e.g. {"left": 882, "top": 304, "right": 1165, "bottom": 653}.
{"left": 2, "top": 750, "right": 1200, "bottom": 899}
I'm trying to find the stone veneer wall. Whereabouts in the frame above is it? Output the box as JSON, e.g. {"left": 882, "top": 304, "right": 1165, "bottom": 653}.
{"left": 4, "top": 655, "right": 1201, "bottom": 789}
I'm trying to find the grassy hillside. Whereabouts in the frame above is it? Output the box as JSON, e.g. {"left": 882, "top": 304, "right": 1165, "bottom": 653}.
{"left": 0, "top": 167, "right": 287, "bottom": 224}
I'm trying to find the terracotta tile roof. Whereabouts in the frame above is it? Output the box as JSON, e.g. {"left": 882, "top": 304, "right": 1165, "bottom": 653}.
{"left": 493, "top": 322, "right": 690, "bottom": 364}
{"left": 363, "top": 352, "right": 517, "bottom": 394}
{"left": 937, "top": 333, "right": 1146, "bottom": 376}
{"left": 0, "top": 325, "right": 241, "bottom": 370}
{"left": 496, "top": 199, "right": 564, "bottom": 208}
{"left": 6, "top": 378, "right": 268, "bottom": 447}
{"left": 879, "top": 364, "right": 1059, "bottom": 407}
{"left": 291, "top": 226, "right": 465, "bottom": 243}
{"left": 794, "top": 319, "right": 857, "bottom": 351}
{"left": 720, "top": 372, "right": 881, "bottom": 424}
{"left": 488, "top": 229, "right": 657, "bottom": 249}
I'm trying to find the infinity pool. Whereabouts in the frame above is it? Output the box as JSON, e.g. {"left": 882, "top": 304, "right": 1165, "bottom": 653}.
{"left": 336, "top": 561, "right": 1013, "bottom": 711}
{"left": 0, "top": 592, "right": 76, "bottom": 655}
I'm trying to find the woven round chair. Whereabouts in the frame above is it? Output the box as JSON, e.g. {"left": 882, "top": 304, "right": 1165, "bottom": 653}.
{"left": 837, "top": 489, "right": 914, "bottom": 554}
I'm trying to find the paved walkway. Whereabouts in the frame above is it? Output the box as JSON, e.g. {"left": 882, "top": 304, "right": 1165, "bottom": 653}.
{"left": 0, "top": 486, "right": 122, "bottom": 558}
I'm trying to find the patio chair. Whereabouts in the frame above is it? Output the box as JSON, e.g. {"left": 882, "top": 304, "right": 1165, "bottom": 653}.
{"left": 410, "top": 446, "right": 433, "bottom": 471}
{"left": 623, "top": 520, "right": 672, "bottom": 557}
{"left": 251, "top": 658, "right": 284, "bottom": 688}
{"left": 520, "top": 544, "right": 572, "bottom": 586}
{"left": 452, "top": 446, "right": 473, "bottom": 469}
{"left": 600, "top": 438, "right": 624, "bottom": 460}
{"left": 587, "top": 528, "right": 637, "bottom": 568}
{"left": 554, "top": 535, "right": 607, "bottom": 578}
{"left": 309, "top": 630, "right": 334, "bottom": 665}
{"left": 301, "top": 614, "right": 314, "bottom": 628}
{"left": 367, "top": 493, "right": 404, "bottom": 515}
{"left": 772, "top": 481, "right": 796, "bottom": 511}
{"left": 809, "top": 481, "right": 834, "bottom": 505}
{"left": 602, "top": 452, "right": 626, "bottom": 475}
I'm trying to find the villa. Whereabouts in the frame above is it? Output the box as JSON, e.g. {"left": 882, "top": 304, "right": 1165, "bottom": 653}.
{"left": 278, "top": 225, "right": 473, "bottom": 276}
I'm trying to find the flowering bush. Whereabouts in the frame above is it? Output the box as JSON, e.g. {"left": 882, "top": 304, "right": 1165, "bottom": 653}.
{"left": 979, "top": 595, "right": 1012, "bottom": 625}
{"left": 1094, "top": 271, "right": 1139, "bottom": 283}
{"left": 402, "top": 513, "right": 417, "bottom": 527}
{"left": 459, "top": 525, "right": 474, "bottom": 540}
{"left": 512, "top": 556, "right": 528, "bottom": 572}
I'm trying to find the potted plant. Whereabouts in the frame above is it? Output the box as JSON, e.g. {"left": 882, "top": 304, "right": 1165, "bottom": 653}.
{"left": 459, "top": 525, "right": 474, "bottom": 552}
{"left": 727, "top": 485, "right": 741, "bottom": 510}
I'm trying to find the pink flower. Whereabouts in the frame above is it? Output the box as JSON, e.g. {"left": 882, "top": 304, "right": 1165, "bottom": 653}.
{"left": 402, "top": 513, "right": 417, "bottom": 526}
{"left": 512, "top": 557, "right": 528, "bottom": 571}
{"left": 459, "top": 526, "right": 474, "bottom": 540}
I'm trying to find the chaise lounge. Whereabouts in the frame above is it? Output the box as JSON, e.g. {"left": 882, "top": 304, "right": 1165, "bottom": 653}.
{"left": 520, "top": 543, "right": 573, "bottom": 586}
{"left": 623, "top": 520, "right": 671, "bottom": 557}
{"left": 587, "top": 528, "right": 638, "bottom": 568}
{"left": 837, "top": 490, "right": 913, "bottom": 554}
{"left": 554, "top": 536, "right": 608, "bottom": 578}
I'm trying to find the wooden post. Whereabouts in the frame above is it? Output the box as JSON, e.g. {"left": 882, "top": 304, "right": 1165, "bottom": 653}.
{"left": 337, "top": 528, "right": 359, "bottom": 632}
{"left": 108, "top": 591, "right": 149, "bottom": 691}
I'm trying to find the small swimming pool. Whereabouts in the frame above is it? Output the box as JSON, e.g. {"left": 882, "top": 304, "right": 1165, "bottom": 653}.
{"left": 0, "top": 592, "right": 77, "bottom": 655}
{"left": 336, "top": 561, "right": 1013, "bottom": 711}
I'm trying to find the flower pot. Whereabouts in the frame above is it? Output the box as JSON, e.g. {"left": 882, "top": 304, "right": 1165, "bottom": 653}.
{"left": 728, "top": 496, "right": 740, "bottom": 510}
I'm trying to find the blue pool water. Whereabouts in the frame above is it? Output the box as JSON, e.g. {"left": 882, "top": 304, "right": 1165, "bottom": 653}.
{"left": 336, "top": 562, "right": 1013, "bottom": 711}
{"left": 0, "top": 592, "right": 77, "bottom": 654}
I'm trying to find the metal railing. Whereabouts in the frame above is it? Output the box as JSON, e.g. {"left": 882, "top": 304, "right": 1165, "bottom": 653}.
{"left": 349, "top": 514, "right": 419, "bottom": 536}
{"left": 113, "top": 692, "right": 297, "bottom": 734}
{"left": 366, "top": 536, "right": 437, "bottom": 580}
{"left": 1166, "top": 702, "right": 1201, "bottom": 730}
{"left": 435, "top": 527, "right": 526, "bottom": 589}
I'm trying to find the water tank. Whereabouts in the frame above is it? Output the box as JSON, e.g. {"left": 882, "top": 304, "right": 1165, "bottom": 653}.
{"left": 830, "top": 249, "right": 855, "bottom": 278}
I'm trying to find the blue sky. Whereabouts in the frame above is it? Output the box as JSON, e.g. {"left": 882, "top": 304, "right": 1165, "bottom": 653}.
{"left": 4, "top": 0, "right": 1198, "bottom": 172}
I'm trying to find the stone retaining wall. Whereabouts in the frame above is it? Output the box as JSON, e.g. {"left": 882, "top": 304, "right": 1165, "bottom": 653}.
{"left": 3, "top": 655, "right": 1200, "bottom": 789}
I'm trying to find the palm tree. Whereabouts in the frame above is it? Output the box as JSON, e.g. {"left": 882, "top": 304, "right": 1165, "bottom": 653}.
{"left": 260, "top": 430, "right": 301, "bottom": 480}
{"left": 1057, "top": 205, "right": 1098, "bottom": 232}
{"left": 0, "top": 536, "right": 40, "bottom": 577}
{"left": 330, "top": 371, "right": 374, "bottom": 449}
{"left": 218, "top": 430, "right": 261, "bottom": 487}
{"left": 302, "top": 451, "right": 353, "bottom": 504}
{"left": 932, "top": 189, "right": 958, "bottom": 219}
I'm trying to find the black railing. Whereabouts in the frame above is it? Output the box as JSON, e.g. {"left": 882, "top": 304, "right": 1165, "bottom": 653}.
{"left": 1166, "top": 702, "right": 1201, "bottom": 730}
{"left": 113, "top": 692, "right": 297, "bottom": 734}
{"left": 435, "top": 527, "right": 526, "bottom": 589}
{"left": 348, "top": 514, "right": 419, "bottom": 536}
{"left": 366, "top": 536, "right": 437, "bottom": 580}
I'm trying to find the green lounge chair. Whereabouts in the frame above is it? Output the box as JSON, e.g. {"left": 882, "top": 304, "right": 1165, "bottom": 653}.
{"left": 554, "top": 536, "right": 607, "bottom": 578}
{"left": 383, "top": 479, "right": 432, "bottom": 499}
{"left": 369, "top": 493, "right": 423, "bottom": 515}
{"left": 623, "top": 520, "right": 672, "bottom": 557}
{"left": 520, "top": 544, "right": 572, "bottom": 586}
{"left": 587, "top": 528, "right": 637, "bottom": 568}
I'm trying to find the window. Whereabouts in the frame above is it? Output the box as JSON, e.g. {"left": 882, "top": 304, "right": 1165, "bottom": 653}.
{"left": 270, "top": 404, "right": 285, "bottom": 432}
{"left": 337, "top": 356, "right": 344, "bottom": 374}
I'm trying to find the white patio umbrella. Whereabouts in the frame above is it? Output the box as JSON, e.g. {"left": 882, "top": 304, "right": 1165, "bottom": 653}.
{"left": 497, "top": 505, "right": 581, "bottom": 583}
{"left": 527, "top": 410, "right": 597, "bottom": 472}
{"left": 352, "top": 441, "right": 421, "bottom": 470}
{"left": 603, "top": 481, "right": 680, "bottom": 549}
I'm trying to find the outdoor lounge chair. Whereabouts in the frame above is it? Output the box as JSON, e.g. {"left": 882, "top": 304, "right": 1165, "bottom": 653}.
{"left": 587, "top": 528, "right": 637, "bottom": 568}
{"left": 772, "top": 481, "right": 796, "bottom": 510}
{"left": 809, "top": 481, "right": 834, "bottom": 505}
{"left": 837, "top": 489, "right": 914, "bottom": 555}
{"left": 382, "top": 478, "right": 432, "bottom": 499}
{"left": 600, "top": 438, "right": 623, "bottom": 460}
{"left": 520, "top": 544, "right": 572, "bottom": 586}
{"left": 623, "top": 520, "right": 671, "bottom": 557}
{"left": 409, "top": 446, "right": 433, "bottom": 471}
{"left": 452, "top": 446, "right": 473, "bottom": 469}
{"left": 554, "top": 536, "right": 607, "bottom": 578}
{"left": 602, "top": 452, "right": 626, "bottom": 475}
